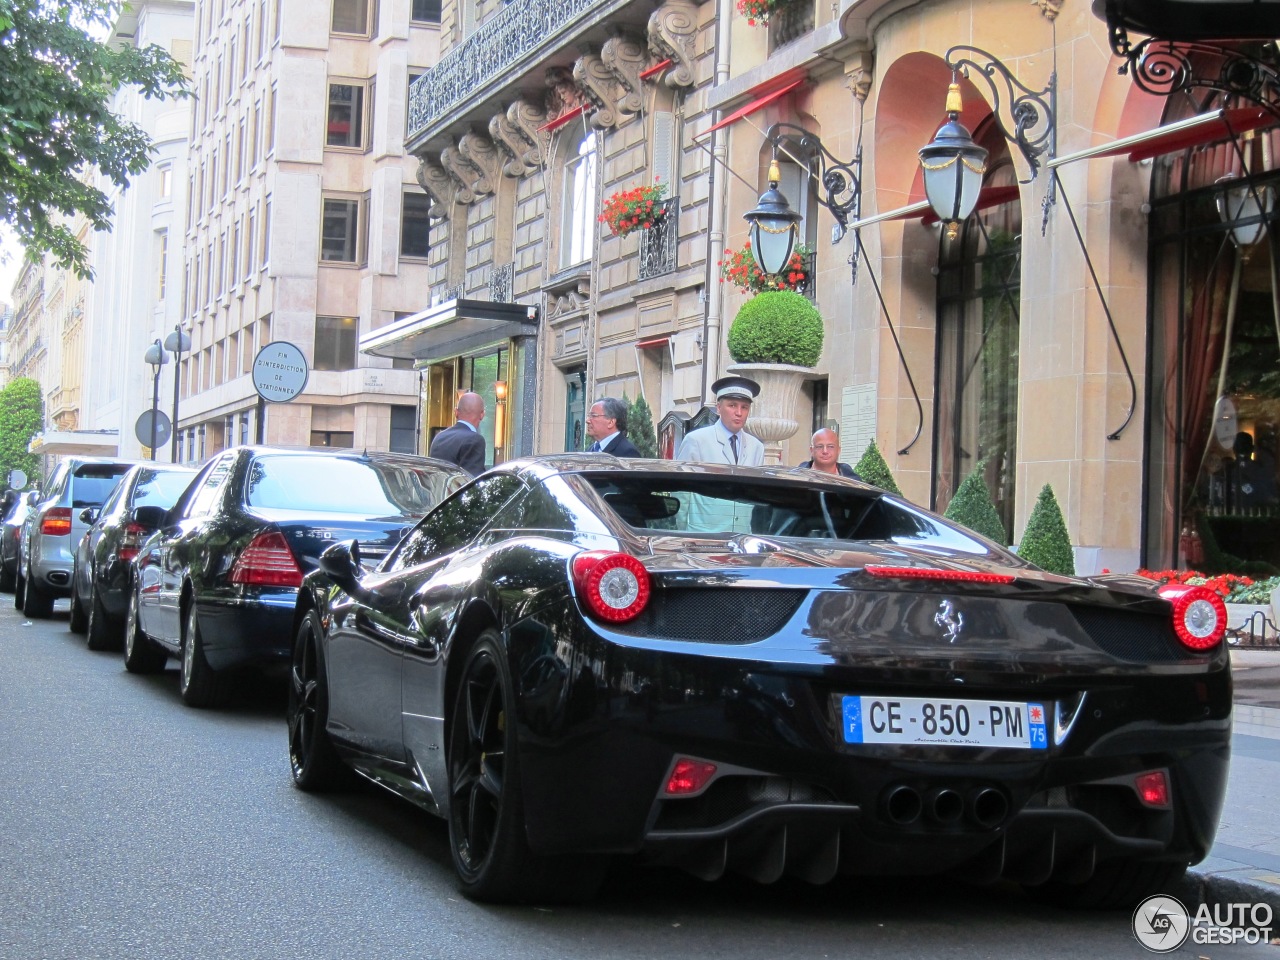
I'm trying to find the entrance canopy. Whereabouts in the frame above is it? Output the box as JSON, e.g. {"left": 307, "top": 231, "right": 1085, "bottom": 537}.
{"left": 28, "top": 430, "right": 120, "bottom": 456}
{"left": 360, "top": 299, "right": 539, "bottom": 365}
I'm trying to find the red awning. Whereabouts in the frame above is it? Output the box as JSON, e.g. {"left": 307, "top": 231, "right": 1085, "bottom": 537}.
{"left": 700, "top": 79, "right": 803, "bottom": 138}
{"left": 1048, "top": 107, "right": 1275, "bottom": 168}
{"left": 920, "top": 184, "right": 1021, "bottom": 226}
{"left": 849, "top": 184, "right": 1020, "bottom": 231}
{"left": 640, "top": 59, "right": 673, "bottom": 81}
{"left": 538, "top": 103, "right": 592, "bottom": 133}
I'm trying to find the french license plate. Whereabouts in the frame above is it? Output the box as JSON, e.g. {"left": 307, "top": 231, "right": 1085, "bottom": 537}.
{"left": 842, "top": 695, "right": 1048, "bottom": 749}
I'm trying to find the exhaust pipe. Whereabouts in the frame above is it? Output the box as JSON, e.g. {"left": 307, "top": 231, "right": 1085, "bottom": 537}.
{"left": 969, "top": 787, "right": 1010, "bottom": 829}
{"left": 882, "top": 785, "right": 922, "bottom": 825}
{"left": 928, "top": 788, "right": 964, "bottom": 824}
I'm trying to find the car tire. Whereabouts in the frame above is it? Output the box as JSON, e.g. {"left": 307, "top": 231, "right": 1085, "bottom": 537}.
{"left": 86, "top": 582, "right": 118, "bottom": 652}
{"left": 288, "top": 610, "right": 353, "bottom": 791}
{"left": 22, "top": 570, "right": 54, "bottom": 619}
{"left": 69, "top": 578, "right": 88, "bottom": 634}
{"left": 179, "top": 601, "right": 228, "bottom": 708}
{"left": 123, "top": 584, "right": 167, "bottom": 675}
{"left": 0, "top": 562, "right": 15, "bottom": 593}
{"left": 446, "top": 630, "right": 606, "bottom": 904}
{"left": 14, "top": 568, "right": 25, "bottom": 610}
{"left": 1026, "top": 858, "right": 1188, "bottom": 910}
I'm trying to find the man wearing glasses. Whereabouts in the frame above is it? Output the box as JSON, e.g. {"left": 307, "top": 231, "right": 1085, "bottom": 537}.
{"left": 585, "top": 397, "right": 641, "bottom": 457}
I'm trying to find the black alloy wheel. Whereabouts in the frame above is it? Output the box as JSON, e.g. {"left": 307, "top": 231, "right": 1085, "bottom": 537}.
{"left": 446, "top": 630, "right": 605, "bottom": 904}
{"left": 22, "top": 567, "right": 53, "bottom": 619}
{"left": 69, "top": 577, "right": 88, "bottom": 634}
{"left": 123, "top": 584, "right": 167, "bottom": 674}
{"left": 85, "top": 581, "right": 118, "bottom": 652}
{"left": 287, "top": 610, "right": 350, "bottom": 791}
{"left": 179, "top": 601, "right": 228, "bottom": 708}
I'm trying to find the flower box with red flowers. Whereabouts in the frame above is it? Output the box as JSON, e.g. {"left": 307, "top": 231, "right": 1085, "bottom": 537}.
{"left": 599, "top": 181, "right": 668, "bottom": 239}
{"left": 736, "top": 0, "right": 788, "bottom": 25}
{"left": 719, "top": 241, "right": 812, "bottom": 294}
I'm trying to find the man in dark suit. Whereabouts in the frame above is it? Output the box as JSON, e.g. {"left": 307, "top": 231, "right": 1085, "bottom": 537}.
{"left": 586, "top": 397, "right": 642, "bottom": 457}
{"left": 429, "top": 391, "right": 487, "bottom": 476}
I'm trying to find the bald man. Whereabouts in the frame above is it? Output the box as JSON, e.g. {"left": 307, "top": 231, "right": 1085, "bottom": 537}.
{"left": 429, "top": 391, "right": 487, "bottom": 476}
{"left": 799, "top": 428, "right": 862, "bottom": 480}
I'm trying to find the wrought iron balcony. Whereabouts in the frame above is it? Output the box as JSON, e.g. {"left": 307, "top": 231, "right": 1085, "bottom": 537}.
{"left": 638, "top": 198, "right": 679, "bottom": 280}
{"left": 769, "top": 0, "right": 815, "bottom": 51}
{"left": 409, "top": 0, "right": 616, "bottom": 144}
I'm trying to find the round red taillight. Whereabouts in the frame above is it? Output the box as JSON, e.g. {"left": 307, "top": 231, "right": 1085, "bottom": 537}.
{"left": 1158, "top": 584, "right": 1227, "bottom": 651}
{"left": 571, "top": 550, "right": 650, "bottom": 623}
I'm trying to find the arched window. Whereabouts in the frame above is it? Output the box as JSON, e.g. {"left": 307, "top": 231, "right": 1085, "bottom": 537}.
{"left": 932, "top": 132, "right": 1021, "bottom": 542}
{"left": 563, "top": 133, "right": 597, "bottom": 267}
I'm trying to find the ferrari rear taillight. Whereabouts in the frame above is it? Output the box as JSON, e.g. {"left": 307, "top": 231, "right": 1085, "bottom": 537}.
{"left": 664, "top": 758, "right": 718, "bottom": 796}
{"left": 118, "top": 522, "right": 149, "bottom": 562}
{"left": 229, "top": 531, "right": 303, "bottom": 588}
{"left": 864, "top": 565, "right": 1015, "bottom": 584}
{"left": 1134, "top": 770, "right": 1171, "bottom": 808}
{"left": 40, "top": 508, "right": 72, "bottom": 537}
{"left": 571, "top": 550, "right": 650, "bottom": 623}
{"left": 1158, "top": 584, "right": 1226, "bottom": 651}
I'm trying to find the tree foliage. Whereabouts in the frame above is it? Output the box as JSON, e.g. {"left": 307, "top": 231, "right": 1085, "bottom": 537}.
{"left": 1018, "top": 484, "right": 1074, "bottom": 575}
{"left": 943, "top": 460, "right": 1007, "bottom": 544}
{"left": 0, "top": 377, "right": 43, "bottom": 488}
{"left": 626, "top": 394, "right": 658, "bottom": 458}
{"left": 853, "top": 439, "right": 901, "bottom": 495}
{"left": 0, "top": 0, "right": 190, "bottom": 276}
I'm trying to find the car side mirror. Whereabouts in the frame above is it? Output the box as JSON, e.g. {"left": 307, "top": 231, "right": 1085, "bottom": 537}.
{"left": 319, "top": 540, "right": 369, "bottom": 600}
{"left": 131, "top": 505, "right": 169, "bottom": 530}
{"left": 79, "top": 507, "right": 98, "bottom": 524}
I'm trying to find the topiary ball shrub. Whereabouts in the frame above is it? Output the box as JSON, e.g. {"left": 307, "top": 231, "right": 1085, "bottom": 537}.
{"left": 943, "top": 461, "right": 1007, "bottom": 544}
{"left": 1019, "top": 484, "right": 1074, "bottom": 575}
{"left": 853, "top": 439, "right": 901, "bottom": 495}
{"left": 727, "top": 290, "right": 823, "bottom": 367}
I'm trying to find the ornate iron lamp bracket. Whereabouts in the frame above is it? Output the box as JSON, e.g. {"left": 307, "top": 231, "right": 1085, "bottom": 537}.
{"left": 1109, "top": 34, "right": 1280, "bottom": 119}
{"left": 944, "top": 45, "right": 1057, "bottom": 179}
{"left": 760, "top": 122, "right": 863, "bottom": 235}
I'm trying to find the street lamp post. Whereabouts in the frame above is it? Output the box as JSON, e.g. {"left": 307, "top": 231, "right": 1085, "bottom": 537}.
{"left": 144, "top": 339, "right": 168, "bottom": 461}
{"left": 164, "top": 325, "right": 191, "bottom": 462}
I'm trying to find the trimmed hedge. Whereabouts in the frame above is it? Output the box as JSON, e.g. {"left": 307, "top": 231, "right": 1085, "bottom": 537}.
{"left": 1019, "top": 484, "right": 1074, "bottom": 575}
{"left": 943, "top": 461, "right": 1006, "bottom": 544}
{"left": 853, "top": 439, "right": 901, "bottom": 495}
{"left": 727, "top": 290, "right": 823, "bottom": 367}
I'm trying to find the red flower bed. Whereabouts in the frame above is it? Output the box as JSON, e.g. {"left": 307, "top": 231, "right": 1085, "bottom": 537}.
{"left": 1135, "top": 568, "right": 1254, "bottom": 600}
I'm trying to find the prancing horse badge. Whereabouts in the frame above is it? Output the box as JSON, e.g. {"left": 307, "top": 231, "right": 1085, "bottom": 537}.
{"left": 934, "top": 600, "right": 964, "bottom": 643}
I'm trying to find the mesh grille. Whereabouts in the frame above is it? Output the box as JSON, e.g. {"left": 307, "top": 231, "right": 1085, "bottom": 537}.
{"left": 1070, "top": 606, "right": 1187, "bottom": 662}
{"left": 611, "top": 588, "right": 806, "bottom": 643}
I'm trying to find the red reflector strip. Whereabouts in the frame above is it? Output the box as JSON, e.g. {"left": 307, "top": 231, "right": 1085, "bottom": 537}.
{"left": 664, "top": 758, "right": 718, "bottom": 796}
{"left": 1134, "top": 770, "right": 1170, "bottom": 808}
{"left": 864, "top": 565, "right": 1015, "bottom": 584}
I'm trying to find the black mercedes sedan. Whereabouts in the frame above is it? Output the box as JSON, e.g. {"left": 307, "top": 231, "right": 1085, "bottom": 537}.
{"left": 124, "top": 446, "right": 468, "bottom": 707}
{"left": 69, "top": 463, "right": 197, "bottom": 650}
{"left": 286, "top": 456, "right": 1231, "bottom": 908}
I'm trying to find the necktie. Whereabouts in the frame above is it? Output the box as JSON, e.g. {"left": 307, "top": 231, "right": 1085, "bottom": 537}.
{"left": 729, "top": 433, "right": 739, "bottom": 464}
{"left": 589, "top": 441, "right": 601, "bottom": 452}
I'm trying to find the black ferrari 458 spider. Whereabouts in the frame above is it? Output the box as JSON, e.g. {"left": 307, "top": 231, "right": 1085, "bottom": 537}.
{"left": 287, "top": 455, "right": 1230, "bottom": 907}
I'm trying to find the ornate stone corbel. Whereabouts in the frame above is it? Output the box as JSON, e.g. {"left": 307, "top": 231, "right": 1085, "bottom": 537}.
{"left": 845, "top": 49, "right": 874, "bottom": 102}
{"left": 509, "top": 99, "right": 551, "bottom": 169}
{"left": 574, "top": 53, "right": 618, "bottom": 130}
{"left": 648, "top": 0, "right": 698, "bottom": 89}
{"left": 489, "top": 110, "right": 534, "bottom": 178}
{"left": 457, "top": 131, "right": 500, "bottom": 195}
{"left": 440, "top": 144, "right": 482, "bottom": 204}
{"left": 602, "top": 31, "right": 647, "bottom": 116}
{"left": 1031, "top": 0, "right": 1062, "bottom": 19}
{"left": 416, "top": 157, "right": 457, "bottom": 221}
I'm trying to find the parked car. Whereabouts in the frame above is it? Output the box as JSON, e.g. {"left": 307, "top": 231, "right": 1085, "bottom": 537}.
{"left": 123, "top": 446, "right": 468, "bottom": 707}
{"left": 16, "top": 458, "right": 142, "bottom": 617}
{"left": 69, "top": 463, "right": 197, "bottom": 650}
{"left": 1, "top": 491, "right": 39, "bottom": 593}
{"left": 286, "top": 455, "right": 1231, "bottom": 907}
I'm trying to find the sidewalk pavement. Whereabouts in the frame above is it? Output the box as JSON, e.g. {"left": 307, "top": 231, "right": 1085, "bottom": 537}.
{"left": 1177, "top": 647, "right": 1280, "bottom": 914}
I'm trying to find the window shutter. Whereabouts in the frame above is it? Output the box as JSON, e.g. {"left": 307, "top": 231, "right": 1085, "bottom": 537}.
{"left": 652, "top": 111, "right": 674, "bottom": 186}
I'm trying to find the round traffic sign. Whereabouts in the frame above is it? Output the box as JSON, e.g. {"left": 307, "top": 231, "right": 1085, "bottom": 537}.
{"left": 252, "top": 341, "right": 309, "bottom": 403}
{"left": 135, "top": 409, "right": 172, "bottom": 450}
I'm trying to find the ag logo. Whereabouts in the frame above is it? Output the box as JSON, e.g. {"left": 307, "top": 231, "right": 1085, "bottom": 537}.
{"left": 933, "top": 599, "right": 964, "bottom": 643}
{"left": 1132, "top": 894, "right": 1190, "bottom": 953}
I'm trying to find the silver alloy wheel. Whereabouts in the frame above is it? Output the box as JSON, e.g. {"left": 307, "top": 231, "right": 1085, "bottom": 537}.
{"left": 125, "top": 591, "right": 138, "bottom": 660}
{"left": 181, "top": 614, "right": 195, "bottom": 689}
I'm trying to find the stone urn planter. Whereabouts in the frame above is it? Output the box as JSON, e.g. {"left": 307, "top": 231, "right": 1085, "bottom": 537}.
{"left": 727, "top": 361, "right": 810, "bottom": 464}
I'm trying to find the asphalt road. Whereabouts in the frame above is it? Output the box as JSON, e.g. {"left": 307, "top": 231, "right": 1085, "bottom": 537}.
{"left": 0, "top": 600, "right": 1272, "bottom": 960}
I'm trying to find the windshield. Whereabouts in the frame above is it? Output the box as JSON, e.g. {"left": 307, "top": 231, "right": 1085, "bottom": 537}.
{"left": 130, "top": 470, "right": 195, "bottom": 510}
{"left": 581, "top": 474, "right": 993, "bottom": 551}
{"left": 245, "top": 456, "right": 460, "bottom": 516}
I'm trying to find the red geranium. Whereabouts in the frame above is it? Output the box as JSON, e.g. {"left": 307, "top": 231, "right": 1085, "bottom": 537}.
{"left": 599, "top": 180, "right": 667, "bottom": 238}
{"left": 736, "top": 0, "right": 785, "bottom": 25}
{"left": 718, "top": 241, "right": 812, "bottom": 293}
